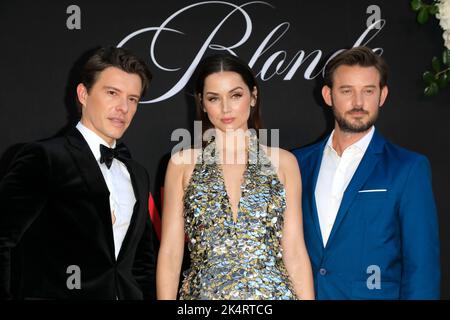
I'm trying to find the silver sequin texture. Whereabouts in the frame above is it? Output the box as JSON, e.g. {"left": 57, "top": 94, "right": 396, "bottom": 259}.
{"left": 180, "top": 132, "right": 297, "bottom": 300}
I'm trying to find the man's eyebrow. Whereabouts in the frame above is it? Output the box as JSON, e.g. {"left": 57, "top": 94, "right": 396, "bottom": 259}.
{"left": 103, "top": 86, "right": 121, "bottom": 92}
{"left": 104, "top": 86, "right": 140, "bottom": 98}
{"left": 337, "top": 85, "right": 377, "bottom": 89}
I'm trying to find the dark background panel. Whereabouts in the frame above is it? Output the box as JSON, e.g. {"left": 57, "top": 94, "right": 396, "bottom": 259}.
{"left": 1, "top": 0, "right": 449, "bottom": 298}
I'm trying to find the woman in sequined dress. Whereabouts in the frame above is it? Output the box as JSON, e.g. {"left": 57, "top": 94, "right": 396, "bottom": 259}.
{"left": 156, "top": 54, "right": 314, "bottom": 300}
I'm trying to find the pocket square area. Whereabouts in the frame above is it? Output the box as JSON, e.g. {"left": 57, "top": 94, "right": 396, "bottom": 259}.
{"left": 358, "top": 189, "right": 387, "bottom": 193}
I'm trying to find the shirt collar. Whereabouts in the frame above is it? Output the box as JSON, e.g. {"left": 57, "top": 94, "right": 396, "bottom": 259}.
{"left": 76, "top": 121, "right": 116, "bottom": 162}
{"left": 326, "top": 126, "right": 375, "bottom": 155}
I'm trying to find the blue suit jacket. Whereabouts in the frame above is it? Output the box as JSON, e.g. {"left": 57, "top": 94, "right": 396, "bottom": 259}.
{"left": 292, "top": 129, "right": 440, "bottom": 299}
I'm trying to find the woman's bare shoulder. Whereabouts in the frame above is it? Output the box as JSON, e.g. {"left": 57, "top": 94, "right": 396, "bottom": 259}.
{"left": 169, "top": 148, "right": 202, "bottom": 189}
{"left": 261, "top": 146, "right": 297, "bottom": 169}
{"left": 169, "top": 148, "right": 202, "bottom": 167}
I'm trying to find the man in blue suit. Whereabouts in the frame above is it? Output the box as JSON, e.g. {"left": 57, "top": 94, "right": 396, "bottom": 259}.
{"left": 292, "top": 47, "right": 440, "bottom": 299}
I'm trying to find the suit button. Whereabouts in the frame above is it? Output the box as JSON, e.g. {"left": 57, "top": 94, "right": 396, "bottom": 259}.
{"left": 319, "top": 268, "right": 327, "bottom": 276}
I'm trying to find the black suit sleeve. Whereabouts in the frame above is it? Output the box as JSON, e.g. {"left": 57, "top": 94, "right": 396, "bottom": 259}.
{"left": 0, "top": 143, "right": 50, "bottom": 299}
{"left": 132, "top": 170, "right": 156, "bottom": 300}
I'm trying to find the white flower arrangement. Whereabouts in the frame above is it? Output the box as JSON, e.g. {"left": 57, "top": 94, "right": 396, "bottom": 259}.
{"left": 411, "top": 0, "right": 450, "bottom": 96}
{"left": 437, "top": 0, "right": 450, "bottom": 49}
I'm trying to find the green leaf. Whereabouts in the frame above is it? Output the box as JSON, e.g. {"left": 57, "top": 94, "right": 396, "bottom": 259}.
{"left": 432, "top": 56, "right": 441, "bottom": 72}
{"left": 411, "top": 0, "right": 423, "bottom": 11}
{"left": 428, "top": 4, "right": 439, "bottom": 15}
{"left": 438, "top": 73, "right": 448, "bottom": 89}
{"left": 423, "top": 71, "right": 435, "bottom": 84}
{"left": 424, "top": 82, "right": 439, "bottom": 96}
{"left": 417, "top": 7, "right": 429, "bottom": 24}
{"left": 443, "top": 49, "right": 450, "bottom": 67}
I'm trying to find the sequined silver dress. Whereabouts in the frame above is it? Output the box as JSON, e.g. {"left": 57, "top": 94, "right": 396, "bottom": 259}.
{"left": 179, "top": 132, "right": 297, "bottom": 300}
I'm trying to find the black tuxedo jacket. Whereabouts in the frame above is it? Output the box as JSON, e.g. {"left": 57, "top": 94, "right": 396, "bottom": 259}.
{"left": 0, "top": 128, "right": 156, "bottom": 299}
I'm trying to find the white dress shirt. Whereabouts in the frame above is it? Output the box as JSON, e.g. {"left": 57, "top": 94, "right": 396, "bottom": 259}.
{"left": 315, "top": 126, "right": 375, "bottom": 247}
{"left": 76, "top": 122, "right": 136, "bottom": 259}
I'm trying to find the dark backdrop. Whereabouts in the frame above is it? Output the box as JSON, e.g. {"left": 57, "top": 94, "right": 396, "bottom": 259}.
{"left": 1, "top": 0, "right": 449, "bottom": 298}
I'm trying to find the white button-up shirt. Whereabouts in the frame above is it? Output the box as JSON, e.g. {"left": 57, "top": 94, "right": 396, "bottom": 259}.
{"left": 315, "top": 126, "right": 375, "bottom": 246}
{"left": 76, "top": 122, "right": 136, "bottom": 259}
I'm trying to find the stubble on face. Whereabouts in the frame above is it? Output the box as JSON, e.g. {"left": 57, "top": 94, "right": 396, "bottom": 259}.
{"left": 331, "top": 94, "right": 380, "bottom": 133}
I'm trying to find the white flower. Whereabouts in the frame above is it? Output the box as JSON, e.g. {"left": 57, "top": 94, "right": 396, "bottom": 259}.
{"left": 444, "top": 30, "right": 450, "bottom": 49}
{"left": 437, "top": 0, "right": 450, "bottom": 48}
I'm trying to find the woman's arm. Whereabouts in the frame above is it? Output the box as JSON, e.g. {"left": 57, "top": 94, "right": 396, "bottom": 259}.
{"left": 279, "top": 149, "right": 315, "bottom": 300}
{"left": 156, "top": 153, "right": 188, "bottom": 299}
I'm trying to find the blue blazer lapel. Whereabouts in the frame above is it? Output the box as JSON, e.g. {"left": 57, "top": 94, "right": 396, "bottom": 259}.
{"left": 305, "top": 138, "right": 329, "bottom": 249}
{"left": 325, "top": 130, "right": 386, "bottom": 249}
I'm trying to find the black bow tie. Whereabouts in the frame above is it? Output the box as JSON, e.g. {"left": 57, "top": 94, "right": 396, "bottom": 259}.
{"left": 99, "top": 143, "right": 131, "bottom": 169}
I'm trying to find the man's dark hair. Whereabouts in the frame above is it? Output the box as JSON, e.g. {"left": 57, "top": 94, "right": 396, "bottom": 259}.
{"left": 324, "top": 46, "right": 388, "bottom": 88}
{"left": 80, "top": 46, "right": 152, "bottom": 96}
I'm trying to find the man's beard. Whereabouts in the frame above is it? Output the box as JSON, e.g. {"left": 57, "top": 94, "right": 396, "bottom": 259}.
{"left": 331, "top": 97, "right": 379, "bottom": 133}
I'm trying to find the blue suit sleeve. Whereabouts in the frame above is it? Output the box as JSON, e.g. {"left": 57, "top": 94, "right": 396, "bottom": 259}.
{"left": 399, "top": 156, "right": 440, "bottom": 299}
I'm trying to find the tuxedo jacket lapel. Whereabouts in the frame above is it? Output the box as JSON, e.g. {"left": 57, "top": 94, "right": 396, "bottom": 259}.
{"left": 116, "top": 159, "right": 146, "bottom": 261}
{"left": 64, "top": 128, "right": 115, "bottom": 258}
{"left": 325, "top": 131, "right": 385, "bottom": 249}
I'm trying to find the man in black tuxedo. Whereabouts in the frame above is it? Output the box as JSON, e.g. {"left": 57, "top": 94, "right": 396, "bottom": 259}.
{"left": 0, "top": 47, "right": 156, "bottom": 299}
